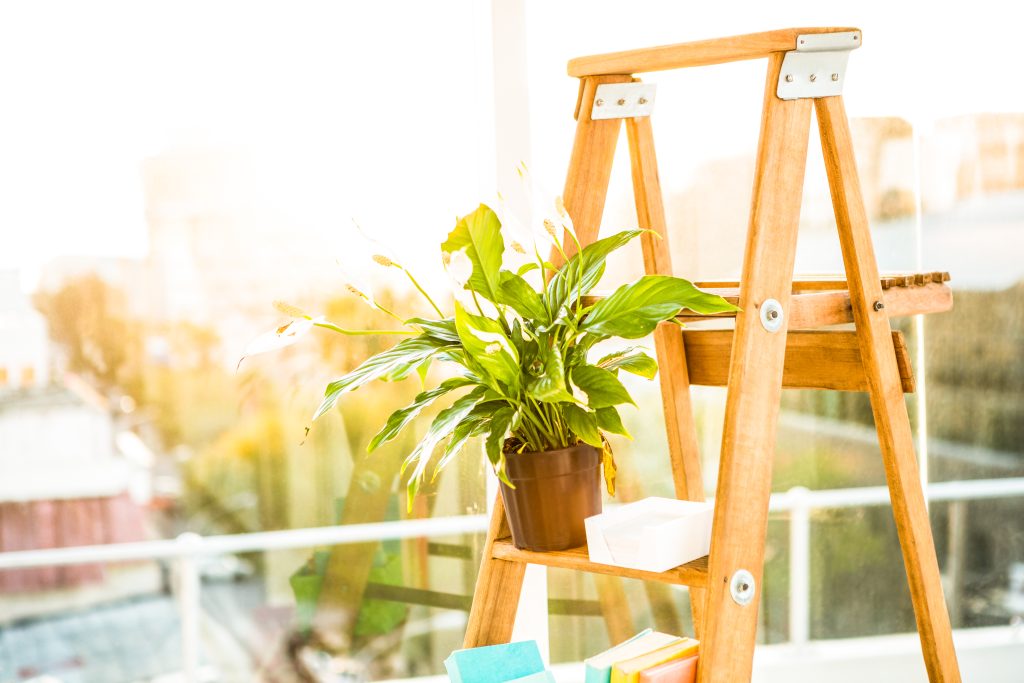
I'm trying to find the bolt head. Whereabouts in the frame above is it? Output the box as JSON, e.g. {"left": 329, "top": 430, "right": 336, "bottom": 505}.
{"left": 785, "top": 74, "right": 794, "bottom": 83}
{"left": 768, "top": 309, "right": 779, "bottom": 320}
{"left": 595, "top": 98, "right": 604, "bottom": 107}
{"left": 638, "top": 97, "right": 648, "bottom": 105}
{"left": 832, "top": 73, "right": 840, "bottom": 81}
{"left": 616, "top": 98, "right": 626, "bottom": 106}
{"left": 874, "top": 300, "right": 886, "bottom": 312}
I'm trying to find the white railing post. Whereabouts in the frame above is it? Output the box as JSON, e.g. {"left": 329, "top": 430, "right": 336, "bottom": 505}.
{"left": 176, "top": 532, "right": 203, "bottom": 683}
{"left": 788, "top": 486, "right": 811, "bottom": 647}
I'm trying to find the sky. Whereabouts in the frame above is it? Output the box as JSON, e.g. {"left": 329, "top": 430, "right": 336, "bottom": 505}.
{"left": 1, "top": 1, "right": 1021, "bottom": 280}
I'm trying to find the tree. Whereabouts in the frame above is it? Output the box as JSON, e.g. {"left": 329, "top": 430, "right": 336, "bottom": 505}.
{"left": 34, "top": 273, "right": 143, "bottom": 395}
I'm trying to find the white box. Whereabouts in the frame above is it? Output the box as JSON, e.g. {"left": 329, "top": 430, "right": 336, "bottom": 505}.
{"left": 585, "top": 497, "right": 713, "bottom": 573}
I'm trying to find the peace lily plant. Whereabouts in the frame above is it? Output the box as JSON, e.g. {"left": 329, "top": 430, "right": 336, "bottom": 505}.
{"left": 244, "top": 201, "right": 737, "bottom": 514}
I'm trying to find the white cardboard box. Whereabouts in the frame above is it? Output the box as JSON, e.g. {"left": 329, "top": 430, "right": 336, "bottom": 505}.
{"left": 585, "top": 497, "right": 714, "bottom": 573}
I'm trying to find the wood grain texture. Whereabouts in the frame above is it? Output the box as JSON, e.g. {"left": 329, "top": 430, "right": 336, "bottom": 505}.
{"left": 462, "top": 495, "right": 527, "bottom": 647}
{"left": 582, "top": 280, "right": 954, "bottom": 327}
{"left": 626, "top": 113, "right": 708, "bottom": 638}
{"left": 491, "top": 540, "right": 709, "bottom": 587}
{"left": 683, "top": 329, "right": 915, "bottom": 393}
{"left": 698, "top": 53, "right": 812, "bottom": 683}
{"left": 551, "top": 74, "right": 632, "bottom": 269}
{"left": 695, "top": 271, "right": 950, "bottom": 291}
{"left": 816, "top": 95, "right": 961, "bottom": 682}
{"left": 567, "top": 27, "right": 860, "bottom": 77}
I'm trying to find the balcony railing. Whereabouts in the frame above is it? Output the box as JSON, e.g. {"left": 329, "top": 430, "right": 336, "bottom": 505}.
{"left": 1, "top": 478, "right": 1023, "bottom": 682}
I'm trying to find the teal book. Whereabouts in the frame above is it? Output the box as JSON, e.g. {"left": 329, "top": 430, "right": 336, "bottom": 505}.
{"left": 506, "top": 672, "right": 556, "bottom": 683}
{"left": 445, "top": 640, "right": 544, "bottom": 683}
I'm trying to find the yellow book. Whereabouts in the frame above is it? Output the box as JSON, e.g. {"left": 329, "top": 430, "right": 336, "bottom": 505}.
{"left": 610, "top": 638, "right": 699, "bottom": 683}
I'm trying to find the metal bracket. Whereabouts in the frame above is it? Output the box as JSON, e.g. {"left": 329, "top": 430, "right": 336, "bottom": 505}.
{"left": 730, "top": 569, "right": 756, "bottom": 606}
{"left": 776, "top": 30, "right": 861, "bottom": 100}
{"left": 591, "top": 82, "right": 656, "bottom": 120}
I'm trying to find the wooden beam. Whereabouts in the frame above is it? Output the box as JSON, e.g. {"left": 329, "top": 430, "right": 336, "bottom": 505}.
{"left": 552, "top": 74, "right": 631, "bottom": 268}
{"left": 491, "top": 540, "right": 709, "bottom": 587}
{"left": 698, "top": 53, "right": 812, "bottom": 683}
{"left": 683, "top": 329, "right": 915, "bottom": 392}
{"left": 567, "top": 27, "right": 860, "bottom": 77}
{"left": 462, "top": 496, "right": 527, "bottom": 647}
{"left": 626, "top": 107, "right": 708, "bottom": 638}
{"left": 817, "top": 94, "right": 961, "bottom": 682}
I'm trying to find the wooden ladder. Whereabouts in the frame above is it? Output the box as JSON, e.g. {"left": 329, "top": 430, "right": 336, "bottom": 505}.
{"left": 464, "top": 27, "right": 962, "bottom": 682}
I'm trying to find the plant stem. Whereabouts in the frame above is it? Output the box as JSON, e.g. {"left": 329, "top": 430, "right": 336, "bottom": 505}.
{"left": 401, "top": 266, "right": 445, "bottom": 318}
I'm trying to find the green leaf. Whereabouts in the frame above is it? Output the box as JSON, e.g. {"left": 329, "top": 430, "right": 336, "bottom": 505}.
{"left": 526, "top": 340, "right": 576, "bottom": 404}
{"left": 596, "top": 406, "right": 631, "bottom": 439}
{"left": 431, "top": 407, "right": 494, "bottom": 481}
{"left": 313, "top": 336, "right": 452, "bottom": 420}
{"left": 495, "top": 271, "right": 548, "bottom": 323}
{"left": 441, "top": 204, "right": 504, "bottom": 302}
{"left": 571, "top": 364, "right": 635, "bottom": 409}
{"left": 582, "top": 274, "right": 739, "bottom": 339}
{"left": 562, "top": 404, "right": 602, "bottom": 447}
{"left": 546, "top": 229, "right": 643, "bottom": 317}
{"left": 405, "top": 317, "right": 459, "bottom": 343}
{"left": 516, "top": 262, "right": 540, "bottom": 277}
{"left": 403, "top": 387, "right": 487, "bottom": 509}
{"left": 367, "top": 376, "right": 474, "bottom": 452}
{"left": 597, "top": 347, "right": 659, "bottom": 380}
{"left": 484, "top": 406, "right": 516, "bottom": 475}
{"left": 454, "top": 302, "right": 520, "bottom": 392}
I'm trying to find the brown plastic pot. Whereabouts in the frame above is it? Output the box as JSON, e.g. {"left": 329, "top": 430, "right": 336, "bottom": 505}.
{"left": 499, "top": 442, "right": 602, "bottom": 551}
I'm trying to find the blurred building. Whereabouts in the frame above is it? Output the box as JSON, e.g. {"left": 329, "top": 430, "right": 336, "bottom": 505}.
{"left": 0, "top": 274, "right": 155, "bottom": 615}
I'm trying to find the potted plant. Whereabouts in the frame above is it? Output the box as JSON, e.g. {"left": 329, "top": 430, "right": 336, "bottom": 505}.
{"left": 243, "top": 202, "right": 736, "bottom": 551}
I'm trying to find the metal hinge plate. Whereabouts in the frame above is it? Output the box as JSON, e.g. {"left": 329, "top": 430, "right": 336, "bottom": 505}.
{"left": 776, "top": 30, "right": 861, "bottom": 100}
{"left": 591, "top": 82, "right": 656, "bottom": 120}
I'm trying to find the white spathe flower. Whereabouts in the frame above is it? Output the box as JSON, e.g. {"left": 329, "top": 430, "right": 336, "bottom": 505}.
{"left": 238, "top": 315, "right": 324, "bottom": 370}
{"left": 444, "top": 248, "right": 473, "bottom": 287}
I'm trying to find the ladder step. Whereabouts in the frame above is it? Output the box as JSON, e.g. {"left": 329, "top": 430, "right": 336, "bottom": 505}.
{"left": 491, "top": 539, "right": 709, "bottom": 588}
{"left": 683, "top": 329, "right": 915, "bottom": 392}
{"left": 583, "top": 276, "right": 951, "bottom": 329}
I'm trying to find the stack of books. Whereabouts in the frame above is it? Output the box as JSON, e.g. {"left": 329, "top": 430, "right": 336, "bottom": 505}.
{"left": 585, "top": 629, "right": 699, "bottom": 683}
{"left": 445, "top": 640, "right": 554, "bottom": 683}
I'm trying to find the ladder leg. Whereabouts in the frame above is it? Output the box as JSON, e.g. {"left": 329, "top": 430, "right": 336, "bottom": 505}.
{"left": 557, "top": 73, "right": 639, "bottom": 644}
{"left": 556, "top": 74, "right": 632, "bottom": 258}
{"left": 463, "top": 495, "right": 526, "bottom": 647}
{"left": 698, "top": 53, "right": 813, "bottom": 683}
{"left": 626, "top": 115, "right": 708, "bottom": 638}
{"left": 815, "top": 95, "right": 962, "bottom": 683}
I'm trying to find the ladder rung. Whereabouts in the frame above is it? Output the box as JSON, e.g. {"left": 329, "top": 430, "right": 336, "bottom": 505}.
{"left": 491, "top": 539, "right": 709, "bottom": 588}
{"left": 584, "top": 279, "right": 952, "bottom": 328}
{"left": 683, "top": 329, "right": 915, "bottom": 392}
{"left": 694, "top": 271, "right": 950, "bottom": 292}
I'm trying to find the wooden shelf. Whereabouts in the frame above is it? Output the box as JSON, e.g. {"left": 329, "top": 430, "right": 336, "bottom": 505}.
{"left": 491, "top": 538, "right": 709, "bottom": 588}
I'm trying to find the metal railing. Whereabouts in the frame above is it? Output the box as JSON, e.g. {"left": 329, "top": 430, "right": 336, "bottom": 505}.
{"left": 1, "top": 479, "right": 1023, "bottom": 680}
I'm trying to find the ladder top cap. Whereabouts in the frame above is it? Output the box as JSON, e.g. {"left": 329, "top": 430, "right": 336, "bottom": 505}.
{"left": 567, "top": 27, "right": 862, "bottom": 77}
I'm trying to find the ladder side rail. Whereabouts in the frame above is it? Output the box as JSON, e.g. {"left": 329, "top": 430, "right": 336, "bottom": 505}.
{"left": 815, "top": 94, "right": 962, "bottom": 683}
{"left": 698, "top": 52, "right": 813, "bottom": 683}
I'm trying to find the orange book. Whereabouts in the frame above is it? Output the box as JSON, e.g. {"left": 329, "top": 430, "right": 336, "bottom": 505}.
{"left": 638, "top": 654, "right": 698, "bottom": 683}
{"left": 610, "top": 638, "right": 699, "bottom": 683}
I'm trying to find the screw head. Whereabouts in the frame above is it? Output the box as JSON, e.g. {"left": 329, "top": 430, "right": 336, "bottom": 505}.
{"left": 809, "top": 74, "right": 817, "bottom": 82}
{"left": 616, "top": 98, "right": 626, "bottom": 106}
{"left": 638, "top": 97, "right": 648, "bottom": 105}
{"left": 874, "top": 300, "right": 886, "bottom": 312}
{"left": 831, "top": 73, "right": 840, "bottom": 81}
{"left": 595, "top": 98, "right": 604, "bottom": 107}
{"left": 785, "top": 74, "right": 794, "bottom": 83}
{"left": 768, "top": 309, "right": 779, "bottom": 320}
